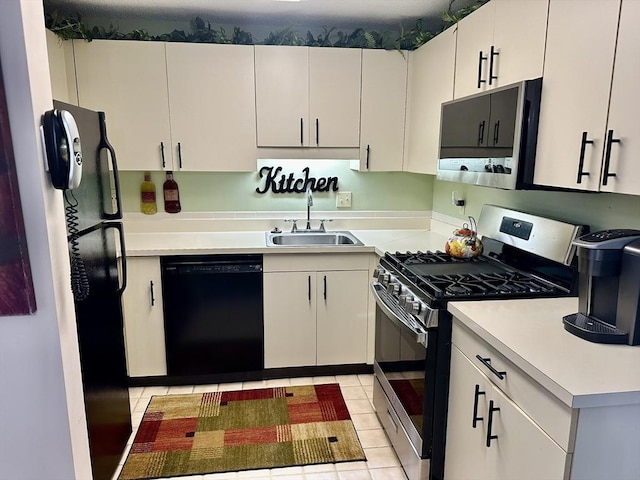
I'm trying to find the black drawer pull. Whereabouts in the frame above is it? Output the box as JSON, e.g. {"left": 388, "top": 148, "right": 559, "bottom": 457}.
{"left": 577, "top": 131, "right": 594, "bottom": 184}
{"left": 489, "top": 45, "right": 499, "bottom": 85}
{"left": 366, "top": 144, "right": 370, "bottom": 170}
{"left": 476, "top": 355, "right": 506, "bottom": 380}
{"left": 602, "top": 129, "right": 620, "bottom": 186}
{"left": 150, "top": 280, "right": 155, "bottom": 307}
{"left": 486, "top": 400, "right": 500, "bottom": 447}
{"left": 477, "top": 51, "right": 487, "bottom": 88}
{"left": 472, "top": 384, "right": 485, "bottom": 428}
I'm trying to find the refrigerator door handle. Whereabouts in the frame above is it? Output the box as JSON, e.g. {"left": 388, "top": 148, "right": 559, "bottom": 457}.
{"left": 98, "top": 112, "right": 123, "bottom": 220}
{"left": 108, "top": 222, "right": 128, "bottom": 296}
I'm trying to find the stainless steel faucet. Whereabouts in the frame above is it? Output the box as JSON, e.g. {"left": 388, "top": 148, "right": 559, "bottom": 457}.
{"left": 305, "top": 190, "right": 313, "bottom": 231}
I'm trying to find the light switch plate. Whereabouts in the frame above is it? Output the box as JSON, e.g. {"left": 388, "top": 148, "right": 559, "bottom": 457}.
{"left": 336, "top": 191, "right": 352, "bottom": 208}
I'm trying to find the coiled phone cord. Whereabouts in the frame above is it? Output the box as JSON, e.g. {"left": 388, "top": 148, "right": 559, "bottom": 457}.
{"left": 64, "top": 189, "right": 90, "bottom": 302}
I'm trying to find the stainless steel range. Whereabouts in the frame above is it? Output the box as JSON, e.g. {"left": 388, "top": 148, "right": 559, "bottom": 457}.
{"left": 371, "top": 205, "right": 586, "bottom": 480}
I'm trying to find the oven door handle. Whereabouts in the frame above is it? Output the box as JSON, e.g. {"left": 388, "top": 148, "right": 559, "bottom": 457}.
{"left": 371, "top": 283, "right": 428, "bottom": 347}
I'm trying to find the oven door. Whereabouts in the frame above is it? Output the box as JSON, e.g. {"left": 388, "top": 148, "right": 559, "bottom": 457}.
{"left": 371, "top": 283, "right": 437, "bottom": 459}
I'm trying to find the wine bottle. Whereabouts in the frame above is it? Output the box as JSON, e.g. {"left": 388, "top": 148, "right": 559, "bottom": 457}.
{"left": 140, "top": 171, "right": 157, "bottom": 215}
{"left": 163, "top": 171, "right": 181, "bottom": 214}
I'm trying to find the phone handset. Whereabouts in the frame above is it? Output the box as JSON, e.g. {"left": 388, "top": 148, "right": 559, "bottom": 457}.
{"left": 41, "top": 109, "right": 83, "bottom": 190}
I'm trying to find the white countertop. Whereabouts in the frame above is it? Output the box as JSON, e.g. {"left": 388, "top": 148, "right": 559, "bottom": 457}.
{"left": 124, "top": 229, "right": 450, "bottom": 257}
{"left": 448, "top": 298, "right": 640, "bottom": 409}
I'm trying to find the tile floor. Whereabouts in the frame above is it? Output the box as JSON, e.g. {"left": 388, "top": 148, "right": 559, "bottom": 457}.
{"left": 113, "top": 374, "right": 408, "bottom": 480}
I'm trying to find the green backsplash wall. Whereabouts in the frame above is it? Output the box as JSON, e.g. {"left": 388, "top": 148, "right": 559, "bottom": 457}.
{"left": 433, "top": 180, "right": 640, "bottom": 231}
{"left": 120, "top": 160, "right": 434, "bottom": 213}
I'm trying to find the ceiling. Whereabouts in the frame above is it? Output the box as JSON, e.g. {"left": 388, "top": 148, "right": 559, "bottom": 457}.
{"left": 43, "top": 0, "right": 478, "bottom": 33}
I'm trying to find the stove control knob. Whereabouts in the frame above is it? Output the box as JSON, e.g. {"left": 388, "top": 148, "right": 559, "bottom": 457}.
{"left": 373, "top": 267, "right": 383, "bottom": 278}
{"left": 399, "top": 295, "right": 412, "bottom": 307}
{"left": 405, "top": 300, "right": 422, "bottom": 316}
{"left": 378, "top": 273, "right": 391, "bottom": 285}
{"left": 387, "top": 281, "right": 401, "bottom": 295}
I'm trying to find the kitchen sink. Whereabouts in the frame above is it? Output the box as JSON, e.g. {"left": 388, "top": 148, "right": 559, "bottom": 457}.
{"left": 266, "top": 231, "right": 364, "bottom": 247}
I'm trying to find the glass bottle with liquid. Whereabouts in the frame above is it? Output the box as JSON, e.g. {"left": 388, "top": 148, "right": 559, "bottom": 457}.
{"left": 140, "top": 171, "right": 157, "bottom": 215}
{"left": 163, "top": 171, "right": 181, "bottom": 214}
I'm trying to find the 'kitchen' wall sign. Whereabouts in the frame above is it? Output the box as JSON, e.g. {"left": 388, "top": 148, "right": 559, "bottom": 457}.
{"left": 256, "top": 166, "right": 339, "bottom": 194}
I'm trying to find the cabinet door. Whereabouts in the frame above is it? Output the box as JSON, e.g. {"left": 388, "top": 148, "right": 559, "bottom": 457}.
{"left": 166, "top": 43, "right": 257, "bottom": 172}
{"left": 309, "top": 47, "right": 362, "bottom": 147}
{"left": 600, "top": 0, "right": 640, "bottom": 196}
{"left": 453, "top": 1, "right": 495, "bottom": 99}
{"left": 358, "top": 49, "right": 407, "bottom": 171}
{"left": 263, "top": 272, "right": 317, "bottom": 368}
{"left": 404, "top": 28, "right": 456, "bottom": 174}
{"left": 534, "top": 0, "right": 620, "bottom": 191}
{"left": 121, "top": 257, "right": 167, "bottom": 377}
{"left": 46, "top": 30, "right": 77, "bottom": 105}
{"left": 255, "top": 46, "right": 309, "bottom": 147}
{"left": 74, "top": 40, "right": 173, "bottom": 171}
{"left": 490, "top": 0, "right": 548, "bottom": 89}
{"left": 316, "top": 270, "right": 368, "bottom": 365}
{"left": 446, "top": 347, "right": 568, "bottom": 480}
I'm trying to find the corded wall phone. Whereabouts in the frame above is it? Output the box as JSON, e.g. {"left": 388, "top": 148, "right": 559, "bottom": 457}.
{"left": 41, "top": 109, "right": 83, "bottom": 190}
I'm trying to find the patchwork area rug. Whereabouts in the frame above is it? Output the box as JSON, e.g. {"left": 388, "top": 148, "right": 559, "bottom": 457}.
{"left": 119, "top": 384, "right": 366, "bottom": 480}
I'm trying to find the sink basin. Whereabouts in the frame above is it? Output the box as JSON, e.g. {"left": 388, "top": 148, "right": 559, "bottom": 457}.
{"left": 266, "top": 231, "right": 364, "bottom": 247}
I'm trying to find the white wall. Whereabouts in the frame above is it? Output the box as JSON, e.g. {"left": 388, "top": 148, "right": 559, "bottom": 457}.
{"left": 0, "top": 1, "right": 92, "bottom": 479}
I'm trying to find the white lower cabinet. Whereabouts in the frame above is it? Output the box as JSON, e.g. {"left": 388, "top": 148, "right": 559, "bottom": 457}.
{"left": 445, "top": 346, "right": 568, "bottom": 480}
{"left": 121, "top": 257, "right": 167, "bottom": 377}
{"left": 263, "top": 254, "right": 369, "bottom": 369}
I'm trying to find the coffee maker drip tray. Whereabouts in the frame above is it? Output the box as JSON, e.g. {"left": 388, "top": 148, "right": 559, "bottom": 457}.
{"left": 563, "top": 313, "right": 629, "bottom": 344}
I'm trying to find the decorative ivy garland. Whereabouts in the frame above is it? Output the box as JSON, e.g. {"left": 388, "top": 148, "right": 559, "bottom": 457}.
{"left": 45, "top": 0, "right": 488, "bottom": 50}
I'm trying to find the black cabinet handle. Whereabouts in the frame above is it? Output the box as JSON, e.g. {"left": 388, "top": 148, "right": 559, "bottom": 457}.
{"left": 489, "top": 45, "right": 499, "bottom": 85}
{"left": 308, "top": 275, "right": 311, "bottom": 302}
{"left": 315, "top": 118, "right": 319, "bottom": 146}
{"left": 486, "top": 400, "right": 500, "bottom": 447}
{"left": 477, "top": 121, "right": 486, "bottom": 146}
{"left": 150, "top": 280, "right": 155, "bottom": 307}
{"left": 476, "top": 355, "right": 506, "bottom": 380}
{"left": 366, "top": 144, "right": 370, "bottom": 170}
{"left": 177, "top": 142, "right": 183, "bottom": 169}
{"left": 323, "top": 275, "right": 327, "bottom": 300}
{"left": 602, "top": 129, "right": 620, "bottom": 186}
{"left": 300, "top": 118, "right": 304, "bottom": 145}
{"left": 472, "top": 384, "right": 486, "bottom": 428}
{"left": 577, "top": 131, "right": 594, "bottom": 184}
{"left": 160, "top": 141, "right": 166, "bottom": 168}
{"left": 493, "top": 121, "right": 500, "bottom": 145}
{"left": 477, "top": 50, "right": 487, "bottom": 88}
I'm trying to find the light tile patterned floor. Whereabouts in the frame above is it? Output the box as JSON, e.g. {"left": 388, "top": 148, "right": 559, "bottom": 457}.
{"left": 113, "top": 374, "right": 408, "bottom": 480}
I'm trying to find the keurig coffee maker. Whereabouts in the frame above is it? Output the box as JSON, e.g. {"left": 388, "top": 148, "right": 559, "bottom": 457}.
{"left": 563, "top": 229, "right": 640, "bottom": 345}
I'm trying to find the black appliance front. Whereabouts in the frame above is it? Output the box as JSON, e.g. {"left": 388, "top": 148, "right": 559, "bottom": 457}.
{"left": 161, "top": 255, "right": 264, "bottom": 377}
{"left": 374, "top": 301, "right": 451, "bottom": 480}
{"left": 71, "top": 223, "right": 131, "bottom": 480}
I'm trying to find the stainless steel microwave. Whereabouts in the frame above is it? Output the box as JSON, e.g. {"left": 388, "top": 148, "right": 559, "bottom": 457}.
{"left": 437, "top": 78, "right": 542, "bottom": 190}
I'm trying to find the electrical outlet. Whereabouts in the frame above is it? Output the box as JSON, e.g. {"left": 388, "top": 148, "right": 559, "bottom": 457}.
{"left": 336, "top": 191, "right": 352, "bottom": 208}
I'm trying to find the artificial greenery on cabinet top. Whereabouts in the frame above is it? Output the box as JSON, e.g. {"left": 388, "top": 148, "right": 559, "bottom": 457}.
{"left": 45, "top": 0, "right": 488, "bottom": 51}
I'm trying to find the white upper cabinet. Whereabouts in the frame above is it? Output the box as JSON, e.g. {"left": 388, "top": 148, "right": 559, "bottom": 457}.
{"left": 404, "top": 27, "right": 456, "bottom": 174}
{"left": 255, "top": 46, "right": 362, "bottom": 147}
{"left": 357, "top": 49, "right": 408, "bottom": 172}
{"left": 165, "top": 43, "right": 257, "bottom": 172}
{"left": 309, "top": 47, "right": 362, "bottom": 148}
{"left": 254, "top": 46, "right": 309, "bottom": 147}
{"left": 454, "top": 0, "right": 548, "bottom": 99}
{"left": 74, "top": 40, "right": 173, "bottom": 171}
{"left": 534, "top": 0, "right": 639, "bottom": 195}
{"left": 45, "top": 31, "right": 78, "bottom": 105}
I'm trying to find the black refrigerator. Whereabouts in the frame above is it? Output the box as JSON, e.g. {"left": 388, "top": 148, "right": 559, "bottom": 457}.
{"left": 54, "top": 101, "right": 132, "bottom": 480}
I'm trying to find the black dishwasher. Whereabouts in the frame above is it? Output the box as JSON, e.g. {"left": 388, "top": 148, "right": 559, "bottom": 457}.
{"left": 161, "top": 255, "right": 263, "bottom": 376}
